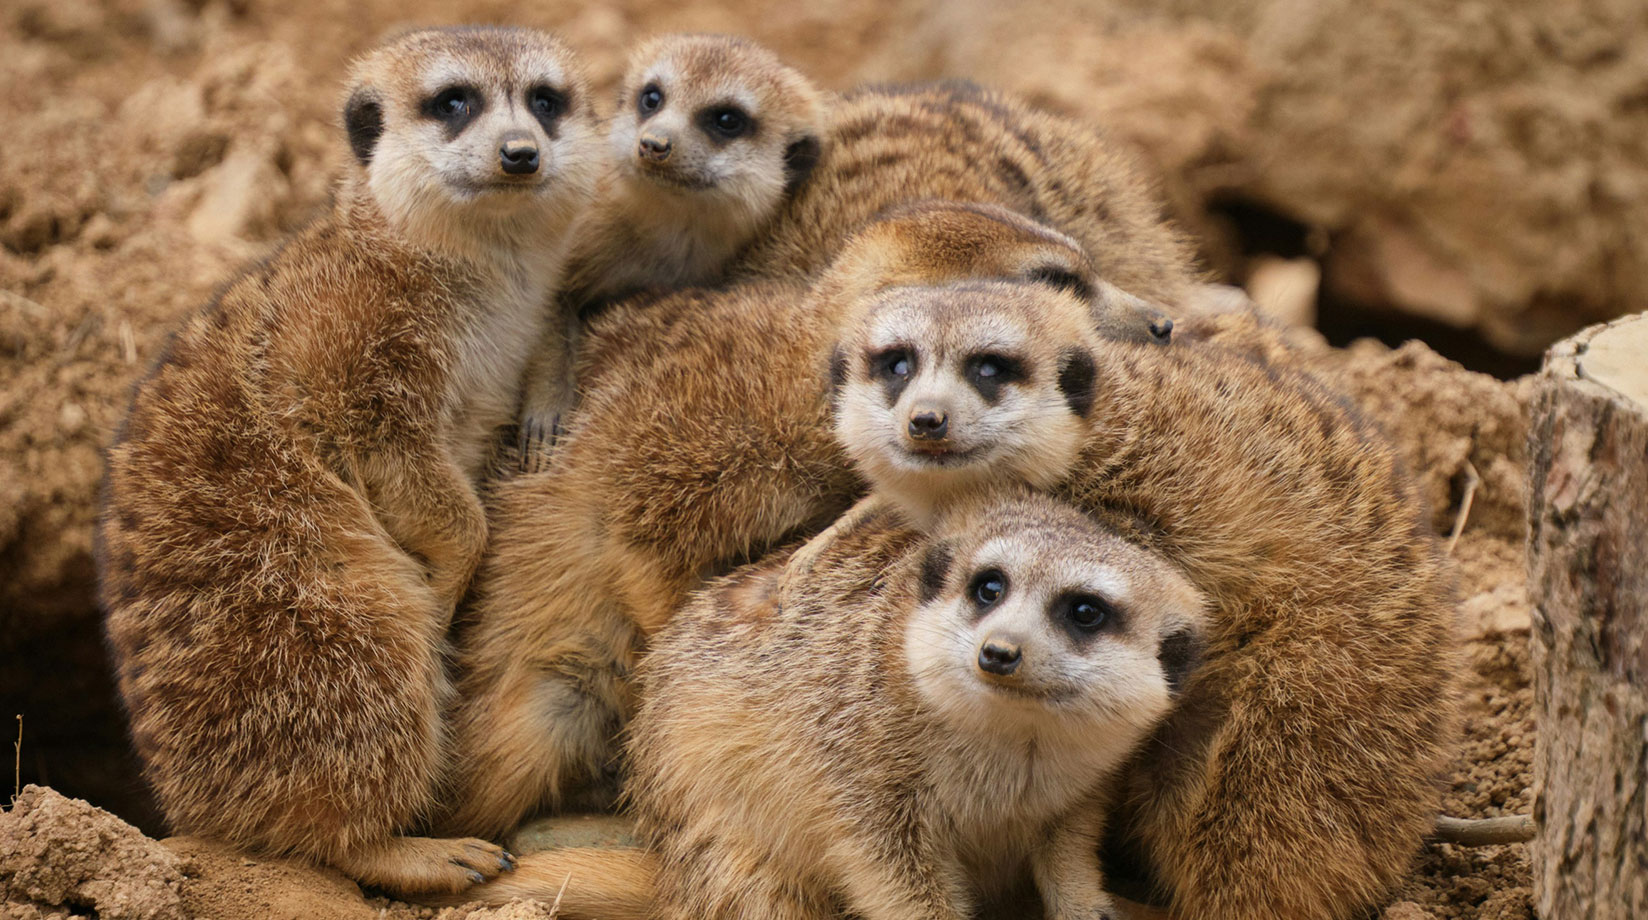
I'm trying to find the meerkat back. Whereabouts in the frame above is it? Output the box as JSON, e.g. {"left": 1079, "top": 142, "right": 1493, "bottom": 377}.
{"left": 97, "top": 26, "right": 600, "bottom": 897}
{"left": 736, "top": 81, "right": 1196, "bottom": 311}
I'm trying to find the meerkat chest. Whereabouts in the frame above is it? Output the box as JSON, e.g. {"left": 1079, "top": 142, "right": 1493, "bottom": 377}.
{"left": 444, "top": 270, "right": 550, "bottom": 481}
{"left": 929, "top": 730, "right": 1117, "bottom": 880}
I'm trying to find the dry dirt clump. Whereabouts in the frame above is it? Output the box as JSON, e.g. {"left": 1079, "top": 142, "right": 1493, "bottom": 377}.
{"left": 0, "top": 785, "right": 186, "bottom": 920}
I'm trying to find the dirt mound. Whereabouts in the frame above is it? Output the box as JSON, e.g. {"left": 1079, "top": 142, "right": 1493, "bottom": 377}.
{"left": 1, "top": 785, "right": 186, "bottom": 920}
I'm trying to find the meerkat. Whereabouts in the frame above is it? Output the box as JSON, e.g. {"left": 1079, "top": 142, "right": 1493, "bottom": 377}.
{"left": 439, "top": 200, "right": 1165, "bottom": 839}
{"left": 515, "top": 33, "right": 825, "bottom": 465}
{"left": 469, "top": 276, "right": 1458, "bottom": 919}
{"left": 450, "top": 491, "right": 1206, "bottom": 920}
{"left": 95, "top": 27, "right": 601, "bottom": 897}
{"left": 793, "top": 280, "right": 1459, "bottom": 920}
{"left": 734, "top": 80, "right": 1194, "bottom": 312}
{"left": 629, "top": 490, "right": 1206, "bottom": 920}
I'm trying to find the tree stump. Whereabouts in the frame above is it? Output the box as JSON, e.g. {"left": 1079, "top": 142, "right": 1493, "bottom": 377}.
{"left": 1527, "top": 312, "right": 1648, "bottom": 919}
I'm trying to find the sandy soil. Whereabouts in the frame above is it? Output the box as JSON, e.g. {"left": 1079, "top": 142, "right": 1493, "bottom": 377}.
{"left": 0, "top": 0, "right": 1588, "bottom": 917}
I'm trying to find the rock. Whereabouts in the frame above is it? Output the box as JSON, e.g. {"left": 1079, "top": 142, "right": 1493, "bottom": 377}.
{"left": 0, "top": 785, "right": 186, "bottom": 920}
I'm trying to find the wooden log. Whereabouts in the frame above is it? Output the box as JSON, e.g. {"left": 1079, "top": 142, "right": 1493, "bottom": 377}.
{"left": 1527, "top": 312, "right": 1648, "bottom": 919}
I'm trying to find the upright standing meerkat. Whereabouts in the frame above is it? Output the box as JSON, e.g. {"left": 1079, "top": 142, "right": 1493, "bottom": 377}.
{"left": 440, "top": 200, "right": 1162, "bottom": 838}
{"left": 629, "top": 491, "right": 1206, "bottom": 920}
{"left": 516, "top": 33, "right": 825, "bottom": 463}
{"left": 96, "top": 27, "right": 600, "bottom": 897}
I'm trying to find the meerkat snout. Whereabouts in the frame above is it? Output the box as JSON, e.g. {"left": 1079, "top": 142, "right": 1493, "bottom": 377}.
{"left": 907, "top": 407, "right": 948, "bottom": 441}
{"left": 976, "top": 637, "right": 1022, "bottom": 676}
{"left": 499, "top": 132, "right": 539, "bottom": 175}
{"left": 637, "top": 133, "right": 670, "bottom": 161}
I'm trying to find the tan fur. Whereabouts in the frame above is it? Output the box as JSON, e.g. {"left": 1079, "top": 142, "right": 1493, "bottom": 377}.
{"left": 517, "top": 34, "right": 825, "bottom": 464}
{"left": 802, "top": 282, "right": 1460, "bottom": 919}
{"left": 626, "top": 491, "right": 1205, "bottom": 920}
{"left": 95, "top": 27, "right": 601, "bottom": 897}
{"left": 736, "top": 80, "right": 1195, "bottom": 314}
{"left": 439, "top": 200, "right": 1161, "bottom": 839}
{"left": 455, "top": 278, "right": 1457, "bottom": 920}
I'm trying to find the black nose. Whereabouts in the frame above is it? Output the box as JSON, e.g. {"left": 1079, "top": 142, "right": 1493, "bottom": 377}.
{"left": 1149, "top": 316, "right": 1173, "bottom": 345}
{"left": 908, "top": 410, "right": 948, "bottom": 441}
{"left": 638, "top": 136, "right": 671, "bottom": 161}
{"left": 978, "top": 641, "right": 1021, "bottom": 676}
{"left": 500, "top": 138, "right": 539, "bottom": 175}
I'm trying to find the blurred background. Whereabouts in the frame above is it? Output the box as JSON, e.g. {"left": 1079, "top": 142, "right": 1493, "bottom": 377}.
{"left": 0, "top": 0, "right": 1639, "bottom": 841}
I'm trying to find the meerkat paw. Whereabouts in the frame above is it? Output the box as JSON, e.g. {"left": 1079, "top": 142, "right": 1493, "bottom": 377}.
{"left": 333, "top": 835, "right": 517, "bottom": 898}
{"left": 516, "top": 412, "right": 564, "bottom": 474}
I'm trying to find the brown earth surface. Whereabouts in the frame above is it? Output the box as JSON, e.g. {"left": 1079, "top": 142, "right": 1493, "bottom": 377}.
{"left": 1, "top": 0, "right": 1605, "bottom": 916}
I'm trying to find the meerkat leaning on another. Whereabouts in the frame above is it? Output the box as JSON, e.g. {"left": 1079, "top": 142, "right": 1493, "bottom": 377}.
{"left": 796, "top": 279, "right": 1458, "bottom": 920}
{"left": 516, "top": 33, "right": 825, "bottom": 465}
{"left": 450, "top": 492, "right": 1205, "bottom": 920}
{"left": 629, "top": 490, "right": 1207, "bottom": 920}
{"left": 97, "top": 27, "right": 600, "bottom": 896}
{"left": 440, "top": 200, "right": 1165, "bottom": 840}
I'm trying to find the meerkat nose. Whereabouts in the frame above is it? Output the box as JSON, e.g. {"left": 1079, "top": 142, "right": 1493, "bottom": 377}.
{"left": 638, "top": 135, "right": 672, "bottom": 161}
{"left": 499, "top": 133, "right": 540, "bottom": 175}
{"left": 908, "top": 409, "right": 948, "bottom": 441}
{"left": 1149, "top": 316, "right": 1174, "bottom": 344}
{"left": 977, "top": 640, "right": 1022, "bottom": 676}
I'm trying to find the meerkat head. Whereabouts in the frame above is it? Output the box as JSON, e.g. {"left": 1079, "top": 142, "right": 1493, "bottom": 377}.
{"left": 904, "top": 492, "right": 1205, "bottom": 747}
{"left": 341, "top": 27, "right": 600, "bottom": 254}
{"left": 831, "top": 280, "right": 1101, "bottom": 524}
{"left": 608, "top": 34, "right": 824, "bottom": 217}
{"left": 819, "top": 201, "right": 1176, "bottom": 345}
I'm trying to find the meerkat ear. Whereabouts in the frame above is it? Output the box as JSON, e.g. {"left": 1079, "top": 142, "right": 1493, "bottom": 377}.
{"left": 782, "top": 134, "right": 823, "bottom": 197}
{"left": 1057, "top": 347, "right": 1097, "bottom": 418}
{"left": 344, "top": 90, "right": 385, "bottom": 166}
{"left": 918, "top": 541, "right": 955, "bottom": 605}
{"left": 1157, "top": 628, "right": 1203, "bottom": 696}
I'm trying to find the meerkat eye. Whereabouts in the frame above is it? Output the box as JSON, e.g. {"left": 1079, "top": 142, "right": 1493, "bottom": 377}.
{"left": 1061, "top": 593, "right": 1117, "bottom": 633}
{"left": 705, "top": 106, "right": 752, "bottom": 139}
{"left": 638, "top": 83, "right": 664, "bottom": 115}
{"left": 424, "top": 86, "right": 480, "bottom": 129}
{"left": 876, "top": 349, "right": 912, "bottom": 380}
{"left": 969, "top": 569, "right": 1006, "bottom": 609}
{"left": 528, "top": 86, "right": 566, "bottom": 121}
{"left": 966, "top": 353, "right": 1023, "bottom": 401}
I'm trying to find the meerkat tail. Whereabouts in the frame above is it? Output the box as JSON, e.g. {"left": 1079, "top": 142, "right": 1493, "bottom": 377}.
{"left": 428, "top": 847, "right": 657, "bottom": 918}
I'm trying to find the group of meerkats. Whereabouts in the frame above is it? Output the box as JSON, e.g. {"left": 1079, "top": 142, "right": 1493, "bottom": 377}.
{"left": 95, "top": 24, "right": 1459, "bottom": 920}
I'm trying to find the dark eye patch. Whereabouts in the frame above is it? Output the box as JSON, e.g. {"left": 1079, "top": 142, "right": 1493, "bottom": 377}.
{"left": 872, "top": 347, "right": 913, "bottom": 403}
{"left": 965, "top": 353, "right": 1024, "bottom": 403}
{"left": 1024, "top": 264, "right": 1094, "bottom": 302}
{"left": 528, "top": 85, "right": 567, "bottom": 135}
{"left": 969, "top": 568, "right": 1006, "bottom": 611}
{"left": 638, "top": 83, "right": 664, "bottom": 117}
{"left": 1054, "top": 591, "right": 1121, "bottom": 641}
{"left": 422, "top": 85, "right": 482, "bottom": 137}
{"left": 700, "top": 105, "right": 755, "bottom": 142}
